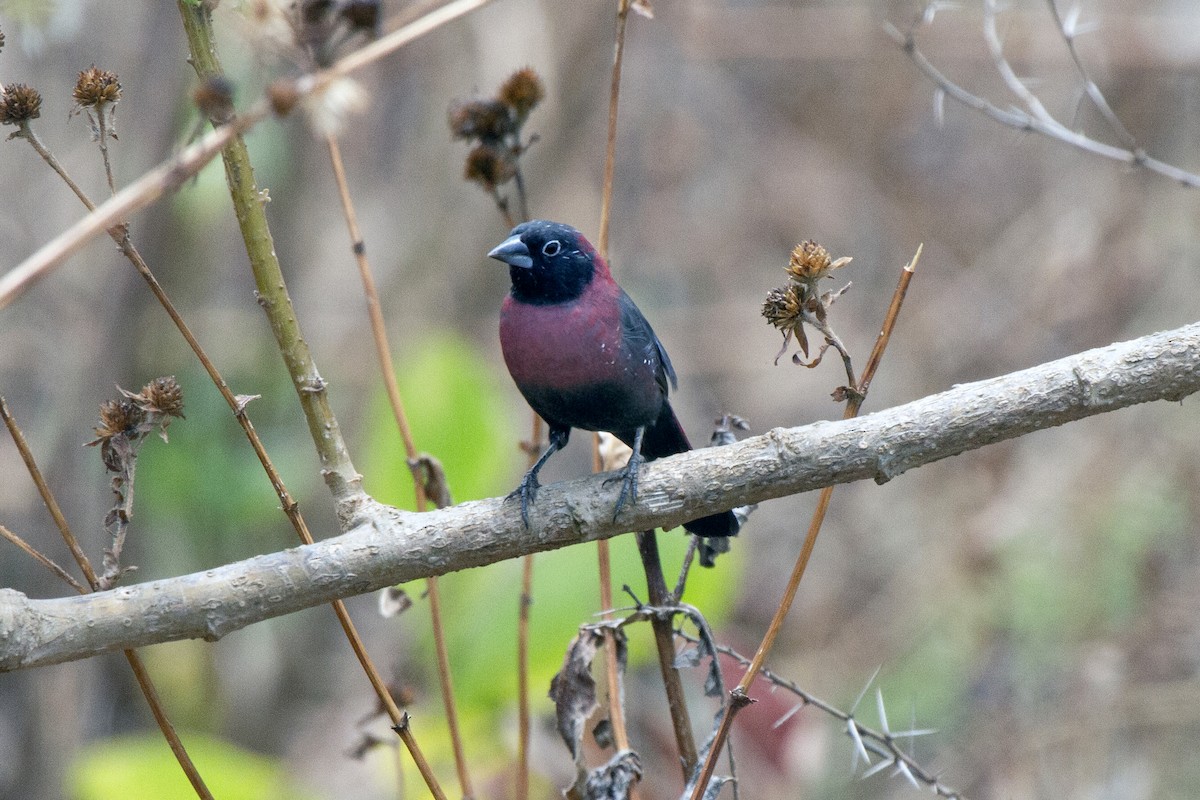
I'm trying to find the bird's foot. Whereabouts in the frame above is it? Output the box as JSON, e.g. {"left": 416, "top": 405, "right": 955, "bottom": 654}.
{"left": 507, "top": 470, "right": 541, "bottom": 529}
{"left": 608, "top": 451, "right": 643, "bottom": 522}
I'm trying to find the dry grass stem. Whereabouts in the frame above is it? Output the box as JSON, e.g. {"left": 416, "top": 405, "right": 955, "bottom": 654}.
{"left": 325, "top": 133, "right": 472, "bottom": 796}
{"left": 0, "top": 524, "right": 88, "bottom": 595}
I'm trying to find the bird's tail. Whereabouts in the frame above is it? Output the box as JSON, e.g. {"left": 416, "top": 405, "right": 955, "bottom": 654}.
{"left": 637, "top": 404, "right": 740, "bottom": 539}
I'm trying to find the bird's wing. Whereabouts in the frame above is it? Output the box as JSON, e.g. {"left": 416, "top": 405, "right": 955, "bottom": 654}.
{"left": 618, "top": 288, "right": 678, "bottom": 394}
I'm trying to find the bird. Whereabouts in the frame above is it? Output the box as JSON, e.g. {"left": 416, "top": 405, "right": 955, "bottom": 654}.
{"left": 488, "top": 219, "right": 738, "bottom": 539}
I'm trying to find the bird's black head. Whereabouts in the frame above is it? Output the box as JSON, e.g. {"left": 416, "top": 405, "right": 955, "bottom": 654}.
{"left": 488, "top": 220, "right": 602, "bottom": 305}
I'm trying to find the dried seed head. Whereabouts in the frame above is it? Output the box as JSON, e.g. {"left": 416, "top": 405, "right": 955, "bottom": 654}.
{"left": 761, "top": 285, "right": 803, "bottom": 330}
{"left": 786, "top": 239, "right": 851, "bottom": 286}
{"left": 448, "top": 98, "right": 513, "bottom": 143}
{"left": 268, "top": 80, "right": 301, "bottom": 117}
{"left": 0, "top": 84, "right": 42, "bottom": 125}
{"left": 141, "top": 376, "right": 185, "bottom": 418}
{"left": 464, "top": 144, "right": 516, "bottom": 190}
{"left": 0, "top": 27, "right": 6, "bottom": 54}
{"left": 73, "top": 66, "right": 122, "bottom": 108}
{"left": 787, "top": 240, "right": 831, "bottom": 281}
{"left": 95, "top": 399, "right": 144, "bottom": 440}
{"left": 498, "top": 67, "right": 544, "bottom": 120}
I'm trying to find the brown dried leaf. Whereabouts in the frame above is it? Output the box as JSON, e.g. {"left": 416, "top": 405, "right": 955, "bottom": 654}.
{"left": 584, "top": 750, "right": 642, "bottom": 800}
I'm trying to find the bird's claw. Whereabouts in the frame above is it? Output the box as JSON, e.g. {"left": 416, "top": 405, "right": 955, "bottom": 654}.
{"left": 508, "top": 471, "right": 541, "bottom": 529}
{"left": 609, "top": 452, "right": 642, "bottom": 522}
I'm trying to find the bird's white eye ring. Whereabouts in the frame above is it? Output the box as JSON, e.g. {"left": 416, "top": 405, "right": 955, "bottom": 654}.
{"left": 542, "top": 240, "right": 562, "bottom": 257}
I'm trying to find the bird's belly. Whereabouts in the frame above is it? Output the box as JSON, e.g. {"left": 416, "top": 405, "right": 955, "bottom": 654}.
{"left": 500, "top": 300, "right": 662, "bottom": 431}
{"left": 517, "top": 380, "right": 662, "bottom": 433}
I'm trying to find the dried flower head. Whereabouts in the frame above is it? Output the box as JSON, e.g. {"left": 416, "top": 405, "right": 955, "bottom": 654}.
{"left": 448, "top": 99, "right": 513, "bottom": 143}
{"left": 0, "top": 26, "right": 6, "bottom": 54}
{"left": 139, "top": 376, "right": 186, "bottom": 418}
{"left": 464, "top": 144, "right": 516, "bottom": 190}
{"left": 498, "top": 68, "right": 544, "bottom": 120}
{"left": 73, "top": 66, "right": 122, "bottom": 108}
{"left": 267, "top": 79, "right": 301, "bottom": 117}
{"left": 0, "top": 84, "right": 42, "bottom": 126}
{"left": 786, "top": 239, "right": 851, "bottom": 287}
{"left": 94, "top": 399, "right": 144, "bottom": 441}
{"left": 762, "top": 285, "right": 803, "bottom": 331}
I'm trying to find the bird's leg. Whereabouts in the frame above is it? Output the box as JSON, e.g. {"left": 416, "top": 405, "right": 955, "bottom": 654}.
{"left": 510, "top": 426, "right": 569, "bottom": 528}
{"left": 612, "top": 426, "right": 645, "bottom": 522}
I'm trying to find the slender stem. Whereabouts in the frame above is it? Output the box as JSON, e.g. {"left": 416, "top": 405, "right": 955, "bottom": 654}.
{"left": 0, "top": 398, "right": 215, "bottom": 799}
{"left": 591, "top": 3, "right": 636, "bottom": 782}
{"left": 332, "top": 593, "right": 450, "bottom": 800}
{"left": 122, "top": 649, "right": 214, "bottom": 799}
{"left": 0, "top": 524, "right": 88, "bottom": 595}
{"left": 673, "top": 536, "right": 698, "bottom": 600}
{"left": 179, "top": 1, "right": 362, "bottom": 500}
{"left": 18, "top": 123, "right": 95, "bottom": 210}
{"left": 512, "top": 165, "right": 531, "bottom": 225}
{"left": 323, "top": 134, "right": 472, "bottom": 797}
{"left": 95, "top": 106, "right": 118, "bottom": 198}
{"left": 515, "top": 552, "right": 534, "bottom": 800}
{"left": 596, "top": 537, "right": 631, "bottom": 752}
{"left": 0, "top": 396, "right": 97, "bottom": 587}
{"left": 324, "top": 136, "right": 425, "bottom": 490}
{"left": 428, "top": 577, "right": 474, "bottom": 798}
{"left": 515, "top": 413, "right": 541, "bottom": 800}
{"left": 176, "top": 10, "right": 451, "bottom": 798}
{"left": 635, "top": 531, "right": 698, "bottom": 778}
{"left": 688, "top": 247, "right": 920, "bottom": 800}
{"left": 597, "top": 0, "right": 631, "bottom": 257}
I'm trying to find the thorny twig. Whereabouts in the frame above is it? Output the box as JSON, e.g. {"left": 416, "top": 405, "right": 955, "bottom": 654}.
{"left": 675, "top": 631, "right": 965, "bottom": 799}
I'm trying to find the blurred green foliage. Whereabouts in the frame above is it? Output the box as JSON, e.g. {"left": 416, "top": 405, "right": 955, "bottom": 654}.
{"left": 68, "top": 732, "right": 316, "bottom": 800}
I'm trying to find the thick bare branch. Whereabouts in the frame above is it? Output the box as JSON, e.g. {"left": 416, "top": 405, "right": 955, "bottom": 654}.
{"left": 2, "top": 321, "right": 1198, "bottom": 672}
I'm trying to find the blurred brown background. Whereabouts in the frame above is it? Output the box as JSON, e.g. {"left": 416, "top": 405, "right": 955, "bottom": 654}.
{"left": 2, "top": 0, "right": 1200, "bottom": 798}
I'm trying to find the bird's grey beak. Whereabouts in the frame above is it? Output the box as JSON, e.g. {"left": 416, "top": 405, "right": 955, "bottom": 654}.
{"left": 488, "top": 235, "right": 533, "bottom": 269}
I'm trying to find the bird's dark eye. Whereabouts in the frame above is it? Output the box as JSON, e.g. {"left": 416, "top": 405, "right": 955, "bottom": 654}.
{"left": 542, "top": 240, "right": 562, "bottom": 257}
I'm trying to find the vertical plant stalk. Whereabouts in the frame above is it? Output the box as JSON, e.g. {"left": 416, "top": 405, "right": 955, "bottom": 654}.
{"left": 177, "top": 3, "right": 362, "bottom": 502}
{"left": 176, "top": 8, "right": 448, "bottom": 798}
{"left": 95, "top": 105, "right": 118, "bottom": 197}
{"left": 635, "top": 531, "right": 698, "bottom": 778}
{"left": 0, "top": 399, "right": 215, "bottom": 800}
{"left": 324, "top": 135, "right": 473, "bottom": 800}
{"left": 597, "top": 0, "right": 632, "bottom": 257}
{"left": 687, "top": 248, "right": 920, "bottom": 800}
{"left": 594, "top": 496, "right": 632, "bottom": 756}
{"left": 515, "top": 414, "right": 541, "bottom": 800}
{"left": 592, "top": 0, "right": 637, "bottom": 772}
